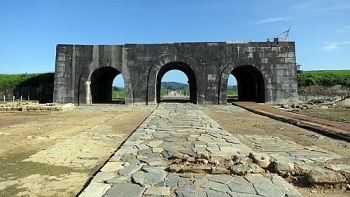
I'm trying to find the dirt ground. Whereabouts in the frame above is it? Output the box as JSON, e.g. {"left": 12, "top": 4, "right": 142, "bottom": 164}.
{"left": 0, "top": 105, "right": 154, "bottom": 197}
{"left": 0, "top": 103, "right": 349, "bottom": 197}
{"left": 204, "top": 104, "right": 350, "bottom": 197}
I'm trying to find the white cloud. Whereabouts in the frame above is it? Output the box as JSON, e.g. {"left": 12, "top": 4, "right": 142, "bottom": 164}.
{"left": 322, "top": 41, "right": 350, "bottom": 51}
{"left": 322, "top": 43, "right": 338, "bottom": 51}
{"left": 254, "top": 17, "right": 290, "bottom": 25}
{"left": 337, "top": 26, "right": 350, "bottom": 33}
{"left": 318, "top": 4, "right": 350, "bottom": 11}
{"left": 293, "top": 2, "right": 350, "bottom": 15}
{"left": 293, "top": 2, "right": 318, "bottom": 9}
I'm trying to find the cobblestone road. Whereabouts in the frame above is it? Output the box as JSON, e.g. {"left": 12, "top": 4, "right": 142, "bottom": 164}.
{"left": 79, "top": 103, "right": 304, "bottom": 197}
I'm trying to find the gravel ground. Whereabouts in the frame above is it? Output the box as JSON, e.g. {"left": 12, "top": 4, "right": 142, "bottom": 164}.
{"left": 0, "top": 105, "right": 154, "bottom": 197}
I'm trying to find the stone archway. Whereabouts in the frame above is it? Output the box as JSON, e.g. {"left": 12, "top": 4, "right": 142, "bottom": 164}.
{"left": 156, "top": 62, "right": 197, "bottom": 104}
{"left": 232, "top": 65, "right": 265, "bottom": 102}
{"left": 90, "top": 67, "right": 121, "bottom": 103}
{"left": 219, "top": 58, "right": 270, "bottom": 103}
{"left": 146, "top": 53, "right": 201, "bottom": 105}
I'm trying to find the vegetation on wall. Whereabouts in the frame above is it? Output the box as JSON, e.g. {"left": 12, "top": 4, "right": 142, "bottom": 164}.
{"left": 297, "top": 70, "right": 350, "bottom": 87}
{"left": 0, "top": 73, "right": 54, "bottom": 89}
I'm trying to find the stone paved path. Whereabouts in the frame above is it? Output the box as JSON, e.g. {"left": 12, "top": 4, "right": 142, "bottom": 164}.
{"left": 79, "top": 103, "right": 303, "bottom": 197}
{"left": 238, "top": 135, "right": 341, "bottom": 164}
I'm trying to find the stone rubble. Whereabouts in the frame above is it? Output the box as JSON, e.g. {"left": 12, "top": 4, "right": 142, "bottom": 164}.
{"left": 0, "top": 102, "right": 75, "bottom": 111}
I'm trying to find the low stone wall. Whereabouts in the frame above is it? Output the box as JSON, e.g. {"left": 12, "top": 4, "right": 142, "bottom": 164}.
{"left": 0, "top": 87, "right": 38, "bottom": 101}
{"left": 0, "top": 84, "right": 53, "bottom": 103}
{"left": 0, "top": 103, "right": 75, "bottom": 112}
{"left": 298, "top": 85, "right": 350, "bottom": 101}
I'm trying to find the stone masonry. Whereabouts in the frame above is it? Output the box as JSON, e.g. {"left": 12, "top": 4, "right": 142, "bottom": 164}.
{"left": 53, "top": 41, "right": 298, "bottom": 105}
{"left": 78, "top": 103, "right": 304, "bottom": 197}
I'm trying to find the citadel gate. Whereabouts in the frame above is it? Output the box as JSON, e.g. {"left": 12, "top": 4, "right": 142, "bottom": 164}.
{"left": 53, "top": 41, "right": 298, "bottom": 105}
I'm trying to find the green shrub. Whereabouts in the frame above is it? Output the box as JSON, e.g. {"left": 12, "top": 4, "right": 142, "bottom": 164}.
{"left": 297, "top": 70, "right": 350, "bottom": 87}
{"left": 0, "top": 73, "right": 54, "bottom": 89}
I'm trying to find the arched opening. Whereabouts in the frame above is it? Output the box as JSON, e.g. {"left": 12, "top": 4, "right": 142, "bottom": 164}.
{"left": 90, "top": 67, "right": 121, "bottom": 103}
{"left": 160, "top": 70, "right": 189, "bottom": 102}
{"left": 112, "top": 74, "right": 125, "bottom": 104}
{"left": 231, "top": 65, "right": 265, "bottom": 102}
{"left": 226, "top": 75, "right": 238, "bottom": 102}
{"left": 156, "top": 62, "right": 197, "bottom": 104}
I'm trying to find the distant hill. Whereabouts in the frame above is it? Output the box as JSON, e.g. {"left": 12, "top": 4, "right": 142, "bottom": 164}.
{"left": 160, "top": 82, "right": 237, "bottom": 90}
{"left": 228, "top": 85, "right": 237, "bottom": 89}
{"left": 161, "top": 81, "right": 189, "bottom": 90}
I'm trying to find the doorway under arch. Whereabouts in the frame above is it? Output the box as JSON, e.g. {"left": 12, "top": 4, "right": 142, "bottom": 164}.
{"left": 90, "top": 67, "right": 121, "bottom": 103}
{"left": 227, "top": 74, "right": 238, "bottom": 102}
{"left": 156, "top": 62, "right": 197, "bottom": 104}
{"left": 231, "top": 65, "right": 265, "bottom": 102}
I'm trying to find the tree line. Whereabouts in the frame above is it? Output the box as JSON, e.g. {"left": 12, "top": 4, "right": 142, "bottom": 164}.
{"left": 297, "top": 70, "right": 350, "bottom": 87}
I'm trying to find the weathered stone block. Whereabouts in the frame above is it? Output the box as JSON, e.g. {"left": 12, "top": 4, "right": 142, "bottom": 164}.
{"left": 249, "top": 152, "right": 271, "bottom": 168}
{"left": 273, "top": 160, "right": 294, "bottom": 174}
{"left": 308, "top": 170, "right": 346, "bottom": 185}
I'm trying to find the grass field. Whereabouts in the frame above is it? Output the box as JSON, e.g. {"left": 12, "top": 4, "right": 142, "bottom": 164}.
{"left": 227, "top": 89, "right": 238, "bottom": 96}
{"left": 0, "top": 73, "right": 53, "bottom": 89}
{"left": 112, "top": 90, "right": 125, "bottom": 99}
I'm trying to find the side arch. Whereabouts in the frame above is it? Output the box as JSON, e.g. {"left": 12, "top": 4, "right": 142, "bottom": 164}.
{"left": 219, "top": 58, "right": 270, "bottom": 103}
{"left": 78, "top": 66, "right": 125, "bottom": 105}
{"left": 91, "top": 67, "right": 119, "bottom": 103}
{"left": 147, "top": 54, "right": 201, "bottom": 104}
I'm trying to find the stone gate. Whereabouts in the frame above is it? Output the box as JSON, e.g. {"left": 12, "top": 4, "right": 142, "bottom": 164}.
{"left": 53, "top": 41, "right": 298, "bottom": 105}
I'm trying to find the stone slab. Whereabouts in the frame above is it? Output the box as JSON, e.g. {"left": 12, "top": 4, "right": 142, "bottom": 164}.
{"left": 102, "top": 183, "right": 145, "bottom": 197}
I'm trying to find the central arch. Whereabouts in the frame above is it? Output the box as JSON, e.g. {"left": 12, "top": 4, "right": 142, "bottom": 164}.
{"left": 156, "top": 62, "right": 197, "bottom": 104}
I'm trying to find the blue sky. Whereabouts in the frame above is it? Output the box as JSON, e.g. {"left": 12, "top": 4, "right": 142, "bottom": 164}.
{"left": 1, "top": 0, "right": 349, "bottom": 87}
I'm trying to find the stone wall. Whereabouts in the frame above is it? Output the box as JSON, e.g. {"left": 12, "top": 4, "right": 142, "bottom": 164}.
{"left": 298, "top": 85, "right": 350, "bottom": 101}
{"left": 54, "top": 41, "right": 298, "bottom": 105}
{"left": 0, "top": 87, "right": 37, "bottom": 101}
{"left": 0, "top": 84, "right": 53, "bottom": 103}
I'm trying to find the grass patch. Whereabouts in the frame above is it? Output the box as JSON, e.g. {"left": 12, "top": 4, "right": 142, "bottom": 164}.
{"left": 0, "top": 150, "right": 73, "bottom": 180}
{"left": 0, "top": 147, "right": 102, "bottom": 196}
{"left": 0, "top": 73, "right": 54, "bottom": 89}
{"left": 227, "top": 89, "right": 238, "bottom": 96}
{"left": 161, "top": 89, "right": 168, "bottom": 96}
{"left": 112, "top": 90, "right": 125, "bottom": 99}
{"left": 0, "top": 184, "right": 27, "bottom": 197}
